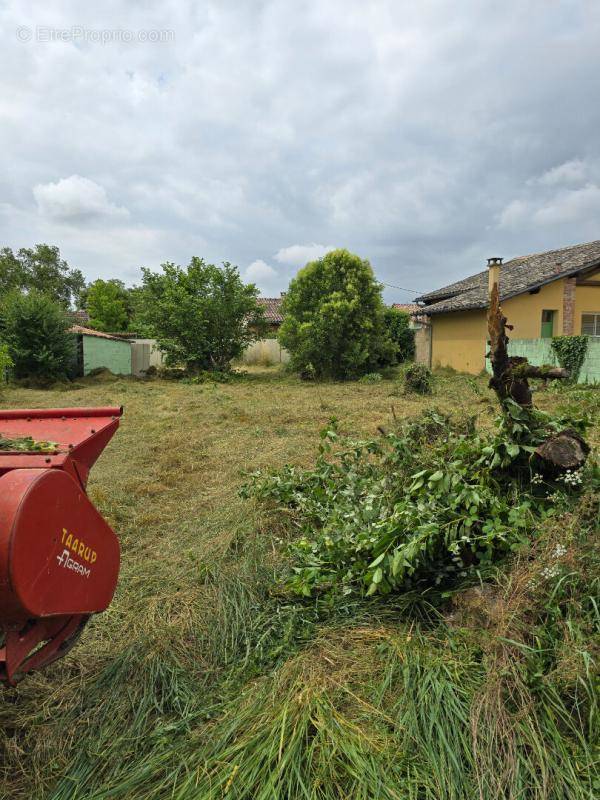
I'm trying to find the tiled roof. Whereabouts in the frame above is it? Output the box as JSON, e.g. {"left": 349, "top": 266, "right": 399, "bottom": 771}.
{"left": 67, "top": 310, "right": 90, "bottom": 323}
{"left": 68, "top": 325, "right": 129, "bottom": 342}
{"left": 416, "top": 239, "right": 600, "bottom": 315}
{"left": 391, "top": 303, "right": 422, "bottom": 314}
{"left": 391, "top": 302, "right": 427, "bottom": 323}
{"left": 257, "top": 297, "right": 284, "bottom": 323}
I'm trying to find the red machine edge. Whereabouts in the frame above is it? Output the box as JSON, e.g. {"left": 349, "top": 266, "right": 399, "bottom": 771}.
{"left": 0, "top": 407, "right": 122, "bottom": 685}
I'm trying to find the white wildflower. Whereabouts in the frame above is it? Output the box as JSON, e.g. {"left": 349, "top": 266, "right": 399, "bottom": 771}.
{"left": 541, "top": 564, "right": 560, "bottom": 580}
{"left": 557, "top": 469, "right": 583, "bottom": 487}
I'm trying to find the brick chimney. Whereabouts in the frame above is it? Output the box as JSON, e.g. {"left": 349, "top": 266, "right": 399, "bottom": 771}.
{"left": 487, "top": 257, "right": 502, "bottom": 295}
{"left": 562, "top": 277, "right": 576, "bottom": 334}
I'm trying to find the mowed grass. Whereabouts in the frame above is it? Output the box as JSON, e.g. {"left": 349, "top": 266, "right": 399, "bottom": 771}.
{"left": 0, "top": 368, "right": 598, "bottom": 799}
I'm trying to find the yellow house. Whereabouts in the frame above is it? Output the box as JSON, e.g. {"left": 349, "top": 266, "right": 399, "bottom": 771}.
{"left": 415, "top": 240, "right": 600, "bottom": 374}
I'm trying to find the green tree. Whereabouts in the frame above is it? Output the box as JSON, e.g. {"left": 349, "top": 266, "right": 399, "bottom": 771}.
{"left": 0, "top": 290, "right": 75, "bottom": 381}
{"left": 0, "top": 342, "right": 13, "bottom": 388}
{"left": 86, "top": 279, "right": 131, "bottom": 331}
{"left": 0, "top": 244, "right": 85, "bottom": 307}
{"left": 383, "top": 307, "right": 415, "bottom": 363}
{"left": 278, "top": 249, "right": 395, "bottom": 379}
{"left": 135, "top": 258, "right": 266, "bottom": 372}
{"left": 0, "top": 248, "right": 28, "bottom": 294}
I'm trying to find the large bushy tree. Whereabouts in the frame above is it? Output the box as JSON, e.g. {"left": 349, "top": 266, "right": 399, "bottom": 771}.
{"left": 135, "top": 258, "right": 266, "bottom": 372}
{"left": 0, "top": 244, "right": 85, "bottom": 307}
{"left": 0, "top": 290, "right": 75, "bottom": 380}
{"left": 85, "top": 279, "right": 131, "bottom": 331}
{"left": 383, "top": 307, "right": 415, "bottom": 363}
{"left": 278, "top": 249, "right": 395, "bottom": 378}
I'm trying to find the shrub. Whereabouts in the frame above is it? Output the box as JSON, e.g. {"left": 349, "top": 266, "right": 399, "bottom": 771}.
{"left": 0, "top": 290, "right": 75, "bottom": 381}
{"left": 243, "top": 405, "right": 594, "bottom": 599}
{"left": 404, "top": 363, "right": 433, "bottom": 394}
{"left": 383, "top": 307, "right": 415, "bottom": 362}
{"left": 551, "top": 335, "right": 588, "bottom": 382}
{"left": 134, "top": 258, "right": 266, "bottom": 373}
{"left": 359, "top": 372, "right": 382, "bottom": 383}
{"left": 278, "top": 249, "right": 396, "bottom": 379}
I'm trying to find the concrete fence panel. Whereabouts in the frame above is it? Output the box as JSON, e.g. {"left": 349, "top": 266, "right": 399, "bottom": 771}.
{"left": 131, "top": 339, "right": 165, "bottom": 376}
{"left": 241, "top": 339, "right": 290, "bottom": 366}
{"left": 485, "top": 337, "right": 600, "bottom": 384}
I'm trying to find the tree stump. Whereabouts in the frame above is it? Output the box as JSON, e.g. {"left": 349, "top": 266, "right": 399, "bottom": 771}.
{"left": 535, "top": 429, "right": 589, "bottom": 475}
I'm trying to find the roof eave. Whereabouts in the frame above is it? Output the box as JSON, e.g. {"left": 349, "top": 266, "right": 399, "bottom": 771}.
{"left": 424, "top": 256, "right": 600, "bottom": 316}
{"left": 499, "top": 257, "right": 600, "bottom": 303}
{"left": 415, "top": 258, "right": 600, "bottom": 315}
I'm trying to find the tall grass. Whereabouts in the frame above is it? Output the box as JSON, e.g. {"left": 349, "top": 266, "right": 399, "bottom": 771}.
{"left": 40, "top": 509, "right": 600, "bottom": 800}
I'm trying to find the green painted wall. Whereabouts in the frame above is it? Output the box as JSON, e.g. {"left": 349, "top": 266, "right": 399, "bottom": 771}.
{"left": 485, "top": 337, "right": 600, "bottom": 384}
{"left": 82, "top": 335, "right": 132, "bottom": 376}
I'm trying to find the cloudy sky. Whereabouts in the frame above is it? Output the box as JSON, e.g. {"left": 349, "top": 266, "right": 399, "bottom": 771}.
{"left": 2, "top": 1, "right": 600, "bottom": 302}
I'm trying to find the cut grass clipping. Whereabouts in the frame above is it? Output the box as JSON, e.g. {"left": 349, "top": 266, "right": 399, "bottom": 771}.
{"left": 0, "top": 373, "right": 597, "bottom": 800}
{"left": 0, "top": 434, "right": 58, "bottom": 452}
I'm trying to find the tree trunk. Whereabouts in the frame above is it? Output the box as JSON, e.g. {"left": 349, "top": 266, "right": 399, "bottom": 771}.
{"left": 487, "top": 283, "right": 569, "bottom": 407}
{"left": 486, "top": 281, "right": 587, "bottom": 473}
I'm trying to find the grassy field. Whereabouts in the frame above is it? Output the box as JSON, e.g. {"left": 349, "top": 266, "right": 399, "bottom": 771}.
{"left": 0, "top": 368, "right": 598, "bottom": 799}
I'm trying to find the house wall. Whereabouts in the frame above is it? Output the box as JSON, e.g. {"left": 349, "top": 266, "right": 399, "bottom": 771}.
{"left": 414, "top": 322, "right": 432, "bottom": 367}
{"left": 574, "top": 269, "right": 600, "bottom": 332}
{"left": 430, "top": 273, "right": 600, "bottom": 374}
{"left": 502, "top": 279, "right": 565, "bottom": 338}
{"left": 501, "top": 273, "right": 600, "bottom": 337}
{"left": 83, "top": 335, "right": 132, "bottom": 375}
{"left": 430, "top": 309, "right": 487, "bottom": 373}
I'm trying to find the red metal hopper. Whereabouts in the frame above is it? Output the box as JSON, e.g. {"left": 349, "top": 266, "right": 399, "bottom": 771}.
{"left": 0, "top": 407, "right": 122, "bottom": 684}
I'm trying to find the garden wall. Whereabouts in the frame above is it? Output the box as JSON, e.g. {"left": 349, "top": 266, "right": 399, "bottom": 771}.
{"left": 485, "top": 337, "right": 600, "bottom": 384}
{"left": 130, "top": 339, "right": 165, "bottom": 376}
{"left": 82, "top": 334, "right": 132, "bottom": 376}
{"left": 241, "top": 338, "right": 290, "bottom": 366}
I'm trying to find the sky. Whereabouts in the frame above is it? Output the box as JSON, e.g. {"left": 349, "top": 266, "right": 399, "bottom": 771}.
{"left": 1, "top": 1, "right": 600, "bottom": 303}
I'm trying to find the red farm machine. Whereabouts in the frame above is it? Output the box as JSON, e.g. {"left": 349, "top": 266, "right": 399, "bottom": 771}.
{"left": 0, "top": 407, "right": 122, "bottom": 685}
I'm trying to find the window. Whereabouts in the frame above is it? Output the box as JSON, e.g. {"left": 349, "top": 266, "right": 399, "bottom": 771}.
{"left": 581, "top": 313, "right": 600, "bottom": 336}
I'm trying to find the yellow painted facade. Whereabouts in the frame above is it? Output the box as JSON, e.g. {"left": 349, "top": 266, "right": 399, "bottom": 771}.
{"left": 502, "top": 279, "right": 565, "bottom": 339}
{"left": 430, "top": 273, "right": 600, "bottom": 374}
{"left": 575, "top": 269, "right": 600, "bottom": 324}
{"left": 430, "top": 310, "right": 487, "bottom": 373}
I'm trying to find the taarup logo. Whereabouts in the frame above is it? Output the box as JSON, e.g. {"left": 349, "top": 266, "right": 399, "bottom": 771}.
{"left": 56, "top": 549, "right": 91, "bottom": 579}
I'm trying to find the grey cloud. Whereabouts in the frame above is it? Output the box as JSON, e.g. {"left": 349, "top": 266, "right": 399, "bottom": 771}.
{"left": 498, "top": 158, "right": 600, "bottom": 234}
{"left": 274, "top": 244, "right": 336, "bottom": 267}
{"left": 34, "top": 175, "right": 129, "bottom": 220}
{"left": 1, "top": 1, "right": 600, "bottom": 300}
